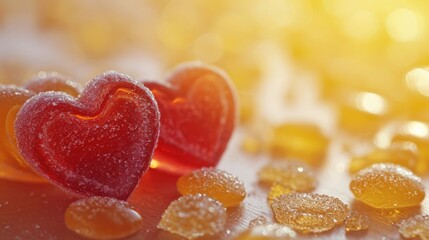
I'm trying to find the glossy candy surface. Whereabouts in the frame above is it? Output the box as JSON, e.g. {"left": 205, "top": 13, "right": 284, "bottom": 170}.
{"left": 145, "top": 63, "right": 237, "bottom": 174}
{"left": 271, "top": 193, "right": 349, "bottom": 233}
{"left": 157, "top": 194, "right": 227, "bottom": 239}
{"left": 15, "top": 71, "right": 160, "bottom": 200}
{"left": 0, "top": 75, "right": 81, "bottom": 183}
{"left": 65, "top": 196, "right": 142, "bottom": 239}
{"left": 350, "top": 163, "right": 425, "bottom": 208}
{"left": 177, "top": 167, "right": 246, "bottom": 207}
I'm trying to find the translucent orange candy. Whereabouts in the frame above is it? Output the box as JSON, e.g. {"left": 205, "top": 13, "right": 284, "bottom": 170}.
{"left": 269, "top": 123, "right": 329, "bottom": 165}
{"left": 234, "top": 223, "right": 296, "bottom": 240}
{"left": 258, "top": 160, "right": 317, "bottom": 192}
{"left": 374, "top": 120, "right": 429, "bottom": 174}
{"left": 65, "top": 196, "right": 142, "bottom": 239}
{"left": 0, "top": 74, "right": 81, "bottom": 183}
{"left": 345, "top": 212, "right": 369, "bottom": 232}
{"left": 177, "top": 168, "right": 246, "bottom": 207}
{"left": 398, "top": 215, "right": 429, "bottom": 240}
{"left": 271, "top": 193, "right": 349, "bottom": 233}
{"left": 349, "top": 142, "right": 418, "bottom": 174}
{"left": 158, "top": 194, "right": 227, "bottom": 239}
{"left": 350, "top": 163, "right": 425, "bottom": 208}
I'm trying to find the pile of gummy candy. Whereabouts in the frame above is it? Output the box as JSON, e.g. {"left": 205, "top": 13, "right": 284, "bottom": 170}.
{"left": 2, "top": 61, "right": 429, "bottom": 240}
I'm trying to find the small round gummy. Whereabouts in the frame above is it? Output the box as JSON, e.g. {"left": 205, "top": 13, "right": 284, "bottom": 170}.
{"left": 65, "top": 196, "right": 142, "bottom": 239}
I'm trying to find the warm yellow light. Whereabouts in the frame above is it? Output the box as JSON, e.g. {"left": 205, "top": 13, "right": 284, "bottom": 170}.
{"left": 386, "top": 8, "right": 424, "bottom": 42}
{"left": 150, "top": 159, "right": 160, "bottom": 169}
{"left": 405, "top": 68, "right": 429, "bottom": 97}
{"left": 343, "top": 10, "right": 379, "bottom": 41}
{"left": 354, "top": 92, "right": 387, "bottom": 115}
{"left": 400, "top": 121, "right": 429, "bottom": 138}
{"left": 193, "top": 32, "right": 224, "bottom": 63}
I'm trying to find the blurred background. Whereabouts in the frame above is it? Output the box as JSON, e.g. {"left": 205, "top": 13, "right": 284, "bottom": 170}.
{"left": 2, "top": 0, "right": 429, "bottom": 138}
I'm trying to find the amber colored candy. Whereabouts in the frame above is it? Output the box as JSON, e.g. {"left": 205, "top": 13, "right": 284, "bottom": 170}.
{"left": 267, "top": 182, "right": 293, "bottom": 204}
{"left": 345, "top": 212, "right": 369, "bottom": 232}
{"left": 24, "top": 71, "right": 81, "bottom": 97}
{"left": 0, "top": 86, "right": 41, "bottom": 182}
{"left": 398, "top": 215, "right": 429, "bottom": 240}
{"left": 15, "top": 71, "right": 160, "bottom": 200}
{"left": 0, "top": 75, "right": 81, "bottom": 183}
{"left": 348, "top": 142, "right": 418, "bottom": 174}
{"left": 65, "top": 196, "right": 142, "bottom": 239}
{"left": 158, "top": 194, "right": 226, "bottom": 239}
{"left": 269, "top": 123, "right": 329, "bottom": 165}
{"left": 374, "top": 120, "right": 429, "bottom": 174}
{"left": 177, "top": 168, "right": 246, "bottom": 207}
{"left": 271, "top": 193, "right": 349, "bottom": 233}
{"left": 144, "top": 62, "right": 237, "bottom": 174}
{"left": 248, "top": 216, "right": 268, "bottom": 228}
{"left": 350, "top": 163, "right": 425, "bottom": 209}
{"left": 258, "top": 160, "right": 317, "bottom": 192}
{"left": 234, "top": 223, "right": 296, "bottom": 240}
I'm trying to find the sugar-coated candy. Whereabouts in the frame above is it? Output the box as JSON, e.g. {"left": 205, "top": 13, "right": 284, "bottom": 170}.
{"left": 271, "top": 193, "right": 349, "bottom": 233}
{"left": 15, "top": 71, "right": 160, "bottom": 200}
{"left": 158, "top": 194, "right": 226, "bottom": 239}
{"left": 350, "top": 163, "right": 425, "bottom": 208}
{"left": 24, "top": 71, "right": 81, "bottom": 97}
{"left": 345, "top": 212, "right": 369, "bottom": 232}
{"left": 258, "top": 160, "right": 317, "bottom": 192}
{"left": 65, "top": 196, "right": 142, "bottom": 239}
{"left": 398, "top": 215, "right": 429, "bottom": 240}
{"left": 144, "top": 62, "right": 237, "bottom": 174}
{"left": 177, "top": 167, "right": 246, "bottom": 207}
{"left": 0, "top": 76, "right": 81, "bottom": 183}
{"left": 349, "top": 143, "right": 418, "bottom": 174}
{"left": 234, "top": 223, "right": 296, "bottom": 240}
{"left": 269, "top": 123, "right": 329, "bottom": 165}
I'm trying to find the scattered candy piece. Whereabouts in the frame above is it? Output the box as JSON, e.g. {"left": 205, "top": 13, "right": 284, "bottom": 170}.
{"left": 24, "top": 71, "right": 81, "bottom": 97}
{"left": 271, "top": 193, "right": 348, "bottom": 233}
{"left": 345, "top": 212, "right": 369, "bottom": 232}
{"left": 15, "top": 71, "right": 160, "bottom": 200}
{"left": 248, "top": 216, "right": 268, "bottom": 228}
{"left": 350, "top": 163, "right": 425, "bottom": 209}
{"left": 258, "top": 160, "right": 317, "bottom": 192}
{"left": 144, "top": 62, "right": 237, "bottom": 174}
{"left": 234, "top": 223, "right": 296, "bottom": 240}
{"left": 177, "top": 167, "right": 246, "bottom": 207}
{"left": 65, "top": 196, "right": 142, "bottom": 239}
{"left": 267, "top": 181, "right": 293, "bottom": 204}
{"left": 349, "top": 143, "right": 418, "bottom": 174}
{"left": 158, "top": 194, "right": 226, "bottom": 239}
{"left": 398, "top": 215, "right": 429, "bottom": 240}
{"left": 374, "top": 120, "right": 429, "bottom": 174}
{"left": 0, "top": 75, "right": 81, "bottom": 183}
{"left": 269, "top": 123, "right": 329, "bottom": 165}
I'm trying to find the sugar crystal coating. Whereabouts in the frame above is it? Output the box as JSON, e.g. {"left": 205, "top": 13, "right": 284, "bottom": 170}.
{"left": 157, "top": 194, "right": 227, "bottom": 239}
{"left": 15, "top": 71, "right": 160, "bottom": 200}
{"left": 345, "top": 212, "right": 369, "bottom": 232}
{"left": 269, "top": 123, "right": 329, "bottom": 165}
{"left": 145, "top": 62, "right": 237, "bottom": 174}
{"left": 234, "top": 223, "right": 296, "bottom": 240}
{"left": 258, "top": 160, "right": 317, "bottom": 192}
{"left": 271, "top": 193, "right": 349, "bottom": 233}
{"left": 65, "top": 196, "right": 142, "bottom": 239}
{"left": 249, "top": 216, "right": 268, "bottom": 228}
{"left": 398, "top": 215, "right": 429, "bottom": 239}
{"left": 350, "top": 163, "right": 425, "bottom": 208}
{"left": 177, "top": 167, "right": 246, "bottom": 207}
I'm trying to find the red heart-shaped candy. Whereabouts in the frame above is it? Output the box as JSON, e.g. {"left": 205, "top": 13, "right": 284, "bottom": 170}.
{"left": 15, "top": 71, "right": 160, "bottom": 200}
{"left": 144, "top": 63, "right": 237, "bottom": 174}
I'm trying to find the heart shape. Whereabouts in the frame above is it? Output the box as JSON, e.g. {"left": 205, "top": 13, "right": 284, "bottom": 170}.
{"left": 15, "top": 71, "right": 160, "bottom": 200}
{"left": 0, "top": 74, "right": 81, "bottom": 183}
{"left": 144, "top": 63, "right": 237, "bottom": 174}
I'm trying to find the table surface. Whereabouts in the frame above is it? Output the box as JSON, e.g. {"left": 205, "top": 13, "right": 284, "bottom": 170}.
{"left": 0, "top": 128, "right": 428, "bottom": 240}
